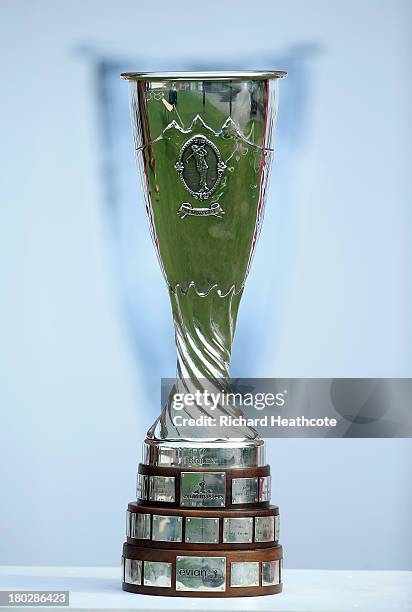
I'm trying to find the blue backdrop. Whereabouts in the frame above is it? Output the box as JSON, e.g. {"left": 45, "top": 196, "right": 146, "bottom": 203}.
{"left": 0, "top": 0, "right": 411, "bottom": 570}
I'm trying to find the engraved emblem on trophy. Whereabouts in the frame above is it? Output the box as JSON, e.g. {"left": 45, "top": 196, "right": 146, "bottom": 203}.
{"left": 120, "top": 70, "right": 286, "bottom": 597}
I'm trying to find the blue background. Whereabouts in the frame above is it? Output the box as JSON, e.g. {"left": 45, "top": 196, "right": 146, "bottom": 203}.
{"left": 0, "top": 0, "right": 411, "bottom": 569}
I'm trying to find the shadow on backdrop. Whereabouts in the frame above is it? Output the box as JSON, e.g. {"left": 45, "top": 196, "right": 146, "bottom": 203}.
{"left": 81, "top": 45, "right": 321, "bottom": 419}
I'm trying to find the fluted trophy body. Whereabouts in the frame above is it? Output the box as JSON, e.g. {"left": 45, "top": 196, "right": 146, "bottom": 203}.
{"left": 125, "top": 72, "right": 284, "bottom": 445}
{"left": 121, "top": 71, "right": 286, "bottom": 598}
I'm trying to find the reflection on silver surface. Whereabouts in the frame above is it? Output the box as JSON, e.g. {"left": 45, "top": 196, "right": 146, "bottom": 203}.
{"left": 230, "top": 562, "right": 259, "bottom": 587}
{"left": 152, "top": 515, "right": 182, "bottom": 542}
{"left": 125, "top": 70, "right": 284, "bottom": 443}
{"left": 180, "top": 472, "right": 226, "bottom": 507}
{"left": 126, "top": 511, "right": 131, "bottom": 537}
{"left": 123, "top": 558, "right": 142, "bottom": 585}
{"left": 255, "top": 516, "right": 275, "bottom": 542}
{"left": 121, "top": 70, "right": 287, "bottom": 82}
{"left": 275, "top": 514, "right": 280, "bottom": 541}
{"left": 231, "top": 477, "right": 258, "bottom": 504}
{"left": 143, "top": 561, "right": 172, "bottom": 587}
{"left": 185, "top": 517, "right": 219, "bottom": 543}
{"left": 136, "top": 474, "right": 148, "bottom": 500}
{"left": 129, "top": 513, "right": 151, "bottom": 540}
{"left": 149, "top": 475, "right": 175, "bottom": 502}
{"left": 258, "top": 476, "right": 271, "bottom": 502}
{"left": 176, "top": 556, "right": 226, "bottom": 592}
{"left": 262, "top": 560, "right": 280, "bottom": 586}
{"left": 143, "top": 439, "right": 266, "bottom": 468}
{"left": 223, "top": 517, "right": 253, "bottom": 543}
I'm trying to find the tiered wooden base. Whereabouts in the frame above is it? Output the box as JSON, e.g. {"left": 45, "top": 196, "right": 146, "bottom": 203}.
{"left": 122, "top": 461, "right": 283, "bottom": 597}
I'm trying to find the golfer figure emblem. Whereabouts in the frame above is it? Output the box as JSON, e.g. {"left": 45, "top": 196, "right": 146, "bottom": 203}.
{"left": 175, "top": 134, "right": 227, "bottom": 217}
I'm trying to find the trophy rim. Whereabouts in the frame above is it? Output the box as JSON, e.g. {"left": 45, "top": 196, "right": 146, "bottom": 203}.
{"left": 120, "top": 70, "right": 287, "bottom": 81}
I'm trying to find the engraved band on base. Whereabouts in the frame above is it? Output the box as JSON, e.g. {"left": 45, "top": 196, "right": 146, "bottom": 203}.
{"left": 126, "top": 507, "right": 280, "bottom": 547}
{"left": 122, "top": 544, "right": 283, "bottom": 597}
{"left": 143, "top": 439, "right": 266, "bottom": 468}
{"left": 137, "top": 465, "right": 271, "bottom": 508}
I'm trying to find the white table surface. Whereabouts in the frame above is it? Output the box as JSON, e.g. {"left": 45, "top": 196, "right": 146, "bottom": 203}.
{"left": 0, "top": 566, "right": 410, "bottom": 612}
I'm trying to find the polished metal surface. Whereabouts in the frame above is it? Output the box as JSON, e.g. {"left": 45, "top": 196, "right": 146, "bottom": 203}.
{"left": 259, "top": 475, "right": 271, "bottom": 502}
{"left": 148, "top": 475, "right": 175, "bottom": 503}
{"left": 176, "top": 556, "right": 226, "bottom": 592}
{"left": 180, "top": 472, "right": 226, "bottom": 508}
{"left": 143, "top": 561, "right": 172, "bottom": 587}
{"left": 143, "top": 439, "right": 266, "bottom": 468}
{"left": 255, "top": 516, "right": 275, "bottom": 542}
{"left": 131, "top": 513, "right": 151, "bottom": 540}
{"left": 275, "top": 514, "right": 280, "bottom": 541}
{"left": 136, "top": 473, "right": 148, "bottom": 500}
{"left": 231, "top": 477, "right": 259, "bottom": 505}
{"left": 126, "top": 511, "right": 131, "bottom": 537}
{"left": 121, "top": 70, "right": 287, "bottom": 81}
{"left": 152, "top": 515, "right": 182, "bottom": 542}
{"left": 223, "top": 517, "right": 253, "bottom": 543}
{"left": 125, "top": 72, "right": 285, "bottom": 442}
{"left": 230, "top": 562, "right": 259, "bottom": 588}
{"left": 262, "top": 559, "right": 280, "bottom": 586}
{"left": 185, "top": 517, "right": 219, "bottom": 543}
{"left": 123, "top": 558, "right": 142, "bottom": 585}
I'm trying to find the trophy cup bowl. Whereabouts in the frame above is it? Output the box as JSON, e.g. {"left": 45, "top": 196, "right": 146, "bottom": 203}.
{"left": 120, "top": 70, "right": 286, "bottom": 597}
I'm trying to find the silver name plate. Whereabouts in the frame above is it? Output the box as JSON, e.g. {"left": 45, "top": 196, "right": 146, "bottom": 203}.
{"left": 231, "top": 477, "right": 258, "bottom": 504}
{"left": 176, "top": 556, "right": 226, "bottom": 592}
{"left": 275, "top": 514, "right": 280, "bottom": 541}
{"left": 230, "top": 562, "right": 259, "bottom": 587}
{"left": 180, "top": 472, "right": 226, "bottom": 508}
{"left": 262, "top": 560, "right": 281, "bottom": 586}
{"left": 259, "top": 475, "right": 271, "bottom": 502}
{"left": 128, "top": 512, "right": 151, "bottom": 540}
{"left": 223, "top": 517, "right": 253, "bottom": 543}
{"left": 123, "top": 558, "right": 142, "bottom": 585}
{"left": 136, "top": 474, "right": 148, "bottom": 500}
{"left": 185, "top": 517, "right": 219, "bottom": 543}
{"left": 149, "top": 475, "right": 175, "bottom": 502}
{"left": 152, "top": 515, "right": 182, "bottom": 542}
{"left": 143, "top": 561, "right": 172, "bottom": 587}
{"left": 255, "top": 515, "right": 275, "bottom": 542}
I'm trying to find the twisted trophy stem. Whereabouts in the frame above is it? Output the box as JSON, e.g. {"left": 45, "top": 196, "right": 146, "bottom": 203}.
{"left": 147, "top": 285, "right": 260, "bottom": 441}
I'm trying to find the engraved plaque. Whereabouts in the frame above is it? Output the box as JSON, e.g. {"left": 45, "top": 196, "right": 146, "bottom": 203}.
{"left": 275, "top": 514, "right": 280, "bottom": 541}
{"left": 230, "top": 562, "right": 259, "bottom": 587}
{"left": 255, "top": 516, "right": 275, "bottom": 542}
{"left": 152, "top": 515, "right": 182, "bottom": 542}
{"left": 130, "top": 513, "right": 151, "bottom": 540}
{"left": 123, "top": 558, "right": 142, "bottom": 585}
{"left": 223, "top": 517, "right": 253, "bottom": 543}
{"left": 149, "top": 475, "right": 175, "bottom": 502}
{"left": 176, "top": 556, "right": 226, "bottom": 592}
{"left": 185, "top": 517, "right": 219, "bottom": 543}
{"left": 259, "top": 475, "right": 271, "bottom": 502}
{"left": 180, "top": 472, "right": 226, "bottom": 508}
{"left": 136, "top": 473, "right": 148, "bottom": 500}
{"left": 231, "top": 477, "right": 258, "bottom": 504}
{"left": 143, "top": 561, "right": 172, "bottom": 587}
{"left": 262, "top": 560, "right": 280, "bottom": 586}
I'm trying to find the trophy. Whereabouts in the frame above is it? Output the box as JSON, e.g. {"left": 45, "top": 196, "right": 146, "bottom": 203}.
{"left": 120, "top": 70, "right": 286, "bottom": 597}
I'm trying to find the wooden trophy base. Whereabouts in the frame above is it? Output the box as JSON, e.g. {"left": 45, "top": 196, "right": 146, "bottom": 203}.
{"left": 122, "top": 542, "right": 283, "bottom": 597}
{"left": 122, "top": 460, "right": 283, "bottom": 597}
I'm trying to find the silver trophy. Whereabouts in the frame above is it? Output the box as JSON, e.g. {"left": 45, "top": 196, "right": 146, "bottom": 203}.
{"left": 121, "top": 71, "right": 286, "bottom": 597}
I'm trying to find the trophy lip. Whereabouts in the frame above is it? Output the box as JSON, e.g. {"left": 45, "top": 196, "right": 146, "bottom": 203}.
{"left": 120, "top": 70, "right": 287, "bottom": 81}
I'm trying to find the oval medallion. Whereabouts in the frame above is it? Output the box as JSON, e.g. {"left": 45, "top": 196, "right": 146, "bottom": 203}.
{"left": 175, "top": 135, "right": 227, "bottom": 200}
